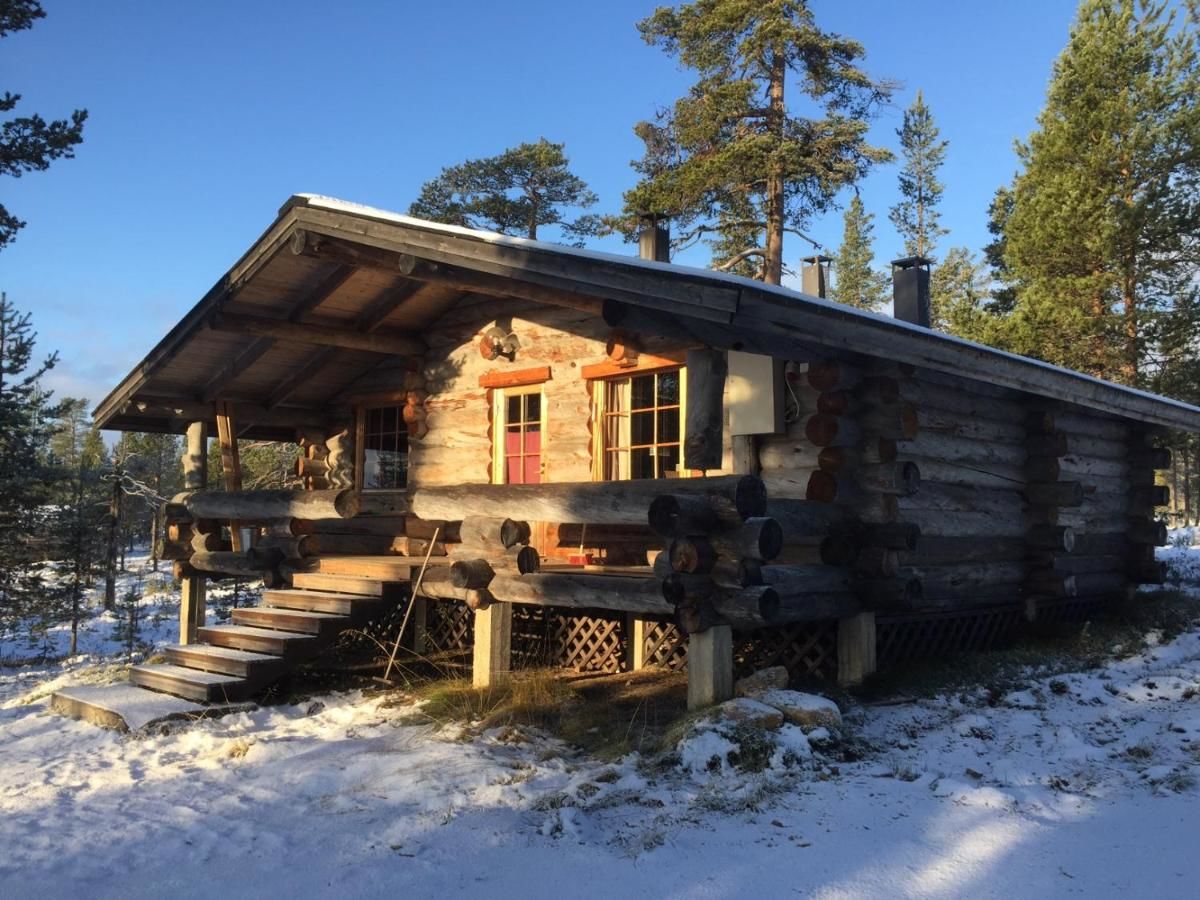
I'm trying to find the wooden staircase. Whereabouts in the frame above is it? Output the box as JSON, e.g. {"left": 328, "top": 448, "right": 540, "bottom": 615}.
{"left": 127, "top": 556, "right": 437, "bottom": 704}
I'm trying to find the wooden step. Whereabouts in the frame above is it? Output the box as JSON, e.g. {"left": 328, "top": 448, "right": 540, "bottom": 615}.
{"left": 291, "top": 572, "right": 392, "bottom": 596}
{"left": 164, "top": 643, "right": 288, "bottom": 680}
{"left": 232, "top": 606, "right": 347, "bottom": 636}
{"left": 129, "top": 663, "right": 251, "bottom": 703}
{"left": 262, "top": 588, "right": 384, "bottom": 617}
{"left": 197, "top": 624, "right": 320, "bottom": 659}
{"left": 316, "top": 555, "right": 418, "bottom": 580}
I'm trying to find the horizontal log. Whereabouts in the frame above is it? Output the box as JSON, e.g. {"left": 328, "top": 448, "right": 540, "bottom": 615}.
{"left": 805, "top": 360, "right": 861, "bottom": 392}
{"left": 1028, "top": 524, "right": 1076, "bottom": 552}
{"left": 1053, "top": 411, "right": 1130, "bottom": 442}
{"left": 189, "top": 550, "right": 274, "bottom": 577}
{"left": 210, "top": 311, "right": 426, "bottom": 356}
{"left": 803, "top": 413, "right": 860, "bottom": 448}
{"left": 1032, "top": 554, "right": 1125, "bottom": 576}
{"left": 771, "top": 591, "right": 863, "bottom": 624}
{"left": 902, "top": 508, "right": 1027, "bottom": 538}
{"left": 899, "top": 378, "right": 1026, "bottom": 424}
{"left": 668, "top": 537, "right": 718, "bottom": 574}
{"left": 857, "top": 575, "right": 923, "bottom": 610}
{"left": 491, "top": 573, "right": 672, "bottom": 615}
{"left": 903, "top": 536, "right": 1028, "bottom": 567}
{"left": 856, "top": 461, "right": 920, "bottom": 496}
{"left": 712, "top": 585, "right": 780, "bottom": 630}
{"left": 859, "top": 403, "right": 919, "bottom": 441}
{"left": 648, "top": 494, "right": 725, "bottom": 537}
{"left": 904, "top": 457, "right": 1026, "bottom": 490}
{"left": 1073, "top": 572, "right": 1129, "bottom": 597}
{"left": 906, "top": 430, "right": 1027, "bottom": 469}
{"left": 1072, "top": 531, "right": 1130, "bottom": 556}
{"left": 1027, "top": 433, "right": 1070, "bottom": 458}
{"left": 765, "top": 498, "right": 856, "bottom": 536}
{"left": 918, "top": 407, "right": 1024, "bottom": 444}
{"left": 853, "top": 546, "right": 900, "bottom": 577}
{"left": 759, "top": 563, "right": 856, "bottom": 596}
{"left": 862, "top": 521, "right": 921, "bottom": 551}
{"left": 295, "top": 457, "right": 329, "bottom": 478}
{"left": 1062, "top": 432, "right": 1128, "bottom": 461}
{"left": 458, "top": 516, "right": 530, "bottom": 550}
{"left": 185, "top": 489, "right": 359, "bottom": 520}
{"left": 408, "top": 476, "right": 766, "bottom": 525}
{"left": 900, "top": 482, "right": 1024, "bottom": 515}
{"left": 1025, "top": 572, "right": 1077, "bottom": 598}
{"left": 449, "top": 558, "right": 496, "bottom": 589}
{"left": 417, "top": 572, "right": 492, "bottom": 609}
{"left": 552, "top": 523, "right": 657, "bottom": 547}
{"left": 1026, "top": 482, "right": 1084, "bottom": 507}
{"left": 292, "top": 515, "right": 408, "bottom": 537}
{"left": 1131, "top": 447, "right": 1172, "bottom": 470}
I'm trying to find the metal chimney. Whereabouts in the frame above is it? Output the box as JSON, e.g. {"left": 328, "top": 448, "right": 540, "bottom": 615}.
{"left": 891, "top": 256, "right": 931, "bottom": 327}
{"left": 802, "top": 255, "right": 832, "bottom": 298}
{"left": 638, "top": 215, "right": 670, "bottom": 263}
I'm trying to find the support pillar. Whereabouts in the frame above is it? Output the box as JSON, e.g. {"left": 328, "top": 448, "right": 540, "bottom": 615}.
{"left": 408, "top": 596, "right": 428, "bottom": 656}
{"left": 179, "top": 420, "right": 208, "bottom": 645}
{"left": 837, "top": 611, "right": 876, "bottom": 686}
{"left": 624, "top": 615, "right": 648, "bottom": 671}
{"left": 472, "top": 602, "right": 512, "bottom": 688}
{"left": 687, "top": 624, "right": 733, "bottom": 710}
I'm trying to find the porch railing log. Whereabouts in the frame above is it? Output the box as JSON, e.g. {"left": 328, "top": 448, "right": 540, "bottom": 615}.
{"left": 183, "top": 488, "right": 359, "bottom": 520}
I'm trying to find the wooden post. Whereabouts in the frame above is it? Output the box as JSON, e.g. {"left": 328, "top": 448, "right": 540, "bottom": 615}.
{"left": 409, "top": 596, "right": 427, "bottom": 655}
{"left": 472, "top": 602, "right": 512, "bottom": 688}
{"left": 180, "top": 420, "right": 208, "bottom": 644}
{"left": 215, "top": 401, "right": 245, "bottom": 551}
{"left": 687, "top": 624, "right": 733, "bottom": 709}
{"left": 837, "top": 611, "right": 876, "bottom": 686}
{"left": 624, "top": 615, "right": 648, "bottom": 671}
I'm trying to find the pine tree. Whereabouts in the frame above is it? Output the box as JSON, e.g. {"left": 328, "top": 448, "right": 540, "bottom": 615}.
{"left": 1, "top": 1, "right": 87, "bottom": 251}
{"left": 623, "top": 0, "right": 893, "bottom": 285}
{"left": 830, "top": 196, "right": 888, "bottom": 309}
{"left": 930, "top": 247, "right": 991, "bottom": 337}
{"left": 0, "top": 293, "right": 57, "bottom": 638}
{"left": 1000, "top": 0, "right": 1200, "bottom": 383}
{"left": 889, "top": 90, "right": 948, "bottom": 260}
{"left": 409, "top": 139, "right": 601, "bottom": 245}
{"left": 120, "top": 432, "right": 181, "bottom": 569}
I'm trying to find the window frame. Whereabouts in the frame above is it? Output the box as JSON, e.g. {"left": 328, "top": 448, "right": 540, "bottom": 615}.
{"left": 354, "top": 402, "right": 409, "bottom": 492}
{"left": 491, "top": 383, "right": 547, "bottom": 485}
{"left": 591, "top": 365, "right": 688, "bottom": 481}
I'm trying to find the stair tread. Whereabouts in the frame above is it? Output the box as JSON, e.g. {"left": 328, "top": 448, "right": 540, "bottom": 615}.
{"left": 238, "top": 607, "right": 346, "bottom": 621}
{"left": 131, "top": 663, "right": 244, "bottom": 686}
{"left": 163, "top": 643, "right": 281, "bottom": 661}
{"left": 264, "top": 589, "right": 383, "bottom": 602}
{"left": 199, "top": 624, "right": 317, "bottom": 642}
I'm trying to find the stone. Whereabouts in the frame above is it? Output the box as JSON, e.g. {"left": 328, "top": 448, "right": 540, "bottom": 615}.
{"left": 734, "top": 666, "right": 789, "bottom": 698}
{"left": 758, "top": 689, "right": 842, "bottom": 730}
{"left": 715, "top": 697, "right": 784, "bottom": 730}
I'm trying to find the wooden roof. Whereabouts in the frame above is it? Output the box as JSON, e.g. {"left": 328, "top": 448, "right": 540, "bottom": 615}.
{"left": 94, "top": 194, "right": 1200, "bottom": 438}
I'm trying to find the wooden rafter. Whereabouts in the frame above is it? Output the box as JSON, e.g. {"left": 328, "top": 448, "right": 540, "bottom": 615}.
{"left": 264, "top": 346, "right": 338, "bottom": 411}
{"left": 209, "top": 311, "right": 426, "bottom": 356}
{"left": 199, "top": 337, "right": 275, "bottom": 403}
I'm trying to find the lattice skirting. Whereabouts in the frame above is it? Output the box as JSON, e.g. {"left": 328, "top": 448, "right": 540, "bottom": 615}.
{"left": 876, "top": 605, "right": 1027, "bottom": 670}
{"left": 419, "top": 599, "right": 1114, "bottom": 681}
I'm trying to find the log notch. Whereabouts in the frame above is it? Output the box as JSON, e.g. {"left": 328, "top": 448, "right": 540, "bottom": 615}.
{"left": 297, "top": 428, "right": 330, "bottom": 490}
{"left": 325, "top": 425, "right": 355, "bottom": 489}
{"left": 1022, "top": 406, "right": 1079, "bottom": 613}
{"left": 1126, "top": 435, "right": 1171, "bottom": 588}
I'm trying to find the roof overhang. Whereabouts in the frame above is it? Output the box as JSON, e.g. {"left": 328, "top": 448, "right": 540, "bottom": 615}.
{"left": 95, "top": 194, "right": 1200, "bottom": 436}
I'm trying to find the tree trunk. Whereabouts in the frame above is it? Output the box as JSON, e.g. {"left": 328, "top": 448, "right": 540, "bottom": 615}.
{"left": 763, "top": 52, "right": 786, "bottom": 286}
{"left": 104, "top": 473, "right": 121, "bottom": 610}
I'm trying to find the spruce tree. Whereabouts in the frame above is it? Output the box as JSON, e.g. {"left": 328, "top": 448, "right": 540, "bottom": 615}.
{"left": 623, "top": 0, "right": 893, "bottom": 285}
{"left": 889, "top": 90, "right": 948, "bottom": 261}
{"left": 0, "top": 293, "right": 57, "bottom": 637}
{"left": 830, "top": 196, "right": 888, "bottom": 309}
{"left": 1000, "top": 0, "right": 1200, "bottom": 383}
{"left": 409, "top": 139, "right": 601, "bottom": 245}
{"left": 930, "top": 247, "right": 990, "bottom": 337}
{"left": 1, "top": 1, "right": 87, "bottom": 251}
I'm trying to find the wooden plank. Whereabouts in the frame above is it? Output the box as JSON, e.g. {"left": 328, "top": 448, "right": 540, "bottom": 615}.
{"left": 199, "top": 337, "right": 275, "bottom": 403}
{"left": 472, "top": 602, "right": 513, "bottom": 688}
{"left": 478, "top": 365, "right": 552, "bottom": 389}
{"left": 579, "top": 351, "right": 686, "bottom": 381}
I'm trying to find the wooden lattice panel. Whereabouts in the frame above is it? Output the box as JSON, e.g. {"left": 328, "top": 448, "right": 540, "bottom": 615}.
{"left": 642, "top": 620, "right": 688, "bottom": 671}
{"left": 735, "top": 622, "right": 838, "bottom": 681}
{"left": 876, "top": 605, "right": 1025, "bottom": 670}
{"left": 551, "top": 613, "right": 625, "bottom": 673}
{"left": 424, "top": 599, "right": 474, "bottom": 654}
{"left": 1034, "top": 596, "right": 1107, "bottom": 626}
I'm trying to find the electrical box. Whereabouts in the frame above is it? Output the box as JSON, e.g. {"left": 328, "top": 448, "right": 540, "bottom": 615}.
{"left": 728, "top": 351, "right": 785, "bottom": 436}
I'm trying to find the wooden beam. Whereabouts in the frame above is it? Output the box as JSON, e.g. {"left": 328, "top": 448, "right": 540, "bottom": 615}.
{"left": 354, "top": 280, "right": 423, "bottom": 332}
{"left": 265, "top": 347, "right": 339, "bottom": 410}
{"left": 478, "top": 365, "right": 552, "bottom": 390}
{"left": 199, "top": 337, "right": 275, "bottom": 403}
{"left": 214, "top": 401, "right": 245, "bottom": 551}
{"left": 209, "top": 312, "right": 426, "bottom": 356}
{"left": 125, "top": 396, "right": 328, "bottom": 432}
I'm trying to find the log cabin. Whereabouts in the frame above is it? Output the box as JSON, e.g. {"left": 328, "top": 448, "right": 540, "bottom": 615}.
{"left": 90, "top": 194, "right": 1200, "bottom": 710}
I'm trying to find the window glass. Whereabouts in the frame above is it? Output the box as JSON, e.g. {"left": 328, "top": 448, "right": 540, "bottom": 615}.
{"left": 600, "top": 368, "right": 683, "bottom": 480}
{"left": 362, "top": 405, "right": 408, "bottom": 490}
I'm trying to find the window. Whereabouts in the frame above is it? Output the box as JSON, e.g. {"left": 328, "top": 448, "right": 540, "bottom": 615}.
{"left": 360, "top": 405, "right": 408, "bottom": 490}
{"left": 493, "top": 386, "right": 543, "bottom": 484}
{"left": 597, "top": 368, "right": 684, "bottom": 480}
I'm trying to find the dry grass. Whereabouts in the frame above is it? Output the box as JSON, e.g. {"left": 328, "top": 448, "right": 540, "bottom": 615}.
{"left": 402, "top": 667, "right": 693, "bottom": 759}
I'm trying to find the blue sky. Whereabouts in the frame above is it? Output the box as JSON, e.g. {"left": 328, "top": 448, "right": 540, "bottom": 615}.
{"left": 2, "top": 0, "right": 1080, "bottom": 408}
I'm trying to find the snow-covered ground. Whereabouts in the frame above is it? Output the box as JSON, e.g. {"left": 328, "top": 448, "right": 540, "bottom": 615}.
{"left": 3, "top": 550, "right": 1200, "bottom": 898}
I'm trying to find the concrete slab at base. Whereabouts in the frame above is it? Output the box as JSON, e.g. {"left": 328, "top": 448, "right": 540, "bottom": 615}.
{"left": 50, "top": 683, "right": 251, "bottom": 732}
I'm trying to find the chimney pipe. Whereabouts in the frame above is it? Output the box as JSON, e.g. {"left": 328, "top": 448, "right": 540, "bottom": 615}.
{"left": 638, "top": 215, "right": 670, "bottom": 263}
{"left": 891, "top": 256, "right": 931, "bottom": 327}
{"left": 802, "top": 255, "right": 832, "bottom": 299}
